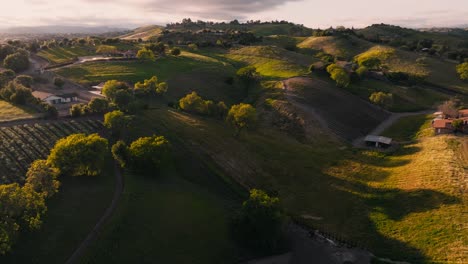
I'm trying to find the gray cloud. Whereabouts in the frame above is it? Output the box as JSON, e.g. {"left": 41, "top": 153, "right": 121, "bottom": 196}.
{"left": 143, "top": 0, "right": 300, "bottom": 20}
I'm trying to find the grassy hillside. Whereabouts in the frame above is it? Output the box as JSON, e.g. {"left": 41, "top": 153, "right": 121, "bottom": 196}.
{"left": 0, "top": 100, "right": 39, "bottom": 122}
{"left": 285, "top": 76, "right": 389, "bottom": 140}
{"left": 0, "top": 162, "right": 115, "bottom": 264}
{"left": 347, "top": 78, "right": 449, "bottom": 112}
{"left": 83, "top": 168, "right": 244, "bottom": 264}
{"left": 298, "top": 35, "right": 373, "bottom": 59}
{"left": 37, "top": 46, "right": 95, "bottom": 64}
{"left": 56, "top": 51, "right": 242, "bottom": 103}
{"left": 131, "top": 106, "right": 467, "bottom": 263}
{"left": 119, "top": 25, "right": 163, "bottom": 40}
{"left": 357, "top": 24, "right": 467, "bottom": 49}
{"left": 226, "top": 46, "right": 315, "bottom": 79}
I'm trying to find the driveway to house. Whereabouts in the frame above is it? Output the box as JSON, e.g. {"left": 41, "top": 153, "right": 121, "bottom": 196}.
{"left": 282, "top": 77, "right": 434, "bottom": 147}
{"left": 351, "top": 110, "right": 433, "bottom": 147}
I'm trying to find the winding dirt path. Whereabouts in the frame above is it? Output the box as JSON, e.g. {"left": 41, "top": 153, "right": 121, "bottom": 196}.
{"left": 65, "top": 161, "right": 124, "bottom": 264}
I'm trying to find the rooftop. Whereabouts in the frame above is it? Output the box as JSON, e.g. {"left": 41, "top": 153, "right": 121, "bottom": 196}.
{"left": 364, "top": 135, "right": 392, "bottom": 145}
{"left": 32, "top": 91, "right": 54, "bottom": 100}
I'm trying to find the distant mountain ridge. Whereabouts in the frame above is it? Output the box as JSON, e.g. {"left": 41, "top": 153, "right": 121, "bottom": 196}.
{"left": 0, "top": 25, "right": 129, "bottom": 34}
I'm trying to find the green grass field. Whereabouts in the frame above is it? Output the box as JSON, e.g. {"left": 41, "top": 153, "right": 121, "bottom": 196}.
{"left": 0, "top": 100, "right": 39, "bottom": 122}
{"left": 81, "top": 109, "right": 248, "bottom": 264}
{"left": 298, "top": 35, "right": 373, "bottom": 59}
{"left": 345, "top": 77, "right": 449, "bottom": 112}
{"left": 133, "top": 106, "right": 467, "bottom": 263}
{"left": 226, "top": 46, "right": 315, "bottom": 79}
{"left": 38, "top": 46, "right": 95, "bottom": 64}
{"left": 0, "top": 163, "right": 115, "bottom": 264}
{"left": 381, "top": 114, "right": 434, "bottom": 141}
{"left": 55, "top": 51, "right": 243, "bottom": 103}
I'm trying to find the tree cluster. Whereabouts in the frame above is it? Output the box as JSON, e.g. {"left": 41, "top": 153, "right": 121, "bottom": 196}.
{"left": 112, "top": 135, "right": 171, "bottom": 173}
{"left": 326, "top": 64, "right": 350, "bottom": 87}
{"left": 70, "top": 97, "right": 110, "bottom": 117}
{"left": 134, "top": 76, "right": 167, "bottom": 96}
{"left": 178, "top": 91, "right": 228, "bottom": 118}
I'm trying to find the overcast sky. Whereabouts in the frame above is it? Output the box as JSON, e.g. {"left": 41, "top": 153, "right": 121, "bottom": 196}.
{"left": 0, "top": 0, "right": 467, "bottom": 29}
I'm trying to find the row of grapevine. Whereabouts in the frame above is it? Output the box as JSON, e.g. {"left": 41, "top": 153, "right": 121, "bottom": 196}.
{"left": 0, "top": 119, "right": 102, "bottom": 184}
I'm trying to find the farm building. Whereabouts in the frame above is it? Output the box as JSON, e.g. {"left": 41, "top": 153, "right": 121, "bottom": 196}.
{"left": 364, "top": 135, "right": 392, "bottom": 148}
{"left": 59, "top": 93, "right": 78, "bottom": 103}
{"left": 32, "top": 91, "right": 78, "bottom": 105}
{"left": 432, "top": 109, "right": 468, "bottom": 134}
{"left": 122, "top": 50, "right": 137, "bottom": 58}
{"left": 432, "top": 119, "right": 454, "bottom": 134}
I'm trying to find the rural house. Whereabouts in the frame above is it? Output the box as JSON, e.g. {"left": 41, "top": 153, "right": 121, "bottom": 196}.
{"left": 432, "top": 109, "right": 468, "bottom": 134}
{"left": 32, "top": 91, "right": 78, "bottom": 105}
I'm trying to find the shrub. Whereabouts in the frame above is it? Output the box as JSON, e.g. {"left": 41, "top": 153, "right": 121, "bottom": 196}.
{"left": 70, "top": 104, "right": 85, "bottom": 117}
{"left": 369, "top": 92, "right": 393, "bottom": 108}
{"left": 3, "top": 51, "right": 30, "bottom": 72}
{"left": 53, "top": 77, "right": 65, "bottom": 88}
{"left": 112, "top": 140, "right": 128, "bottom": 168}
{"left": 356, "top": 66, "right": 368, "bottom": 78}
{"left": 170, "top": 48, "right": 181, "bottom": 56}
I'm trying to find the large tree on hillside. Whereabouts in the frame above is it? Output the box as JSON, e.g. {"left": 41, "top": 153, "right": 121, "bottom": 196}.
{"left": 127, "top": 135, "right": 171, "bottom": 173}
{"left": 326, "top": 64, "right": 350, "bottom": 87}
{"left": 236, "top": 66, "right": 259, "bottom": 95}
{"left": 104, "top": 110, "right": 131, "bottom": 136}
{"left": 134, "top": 76, "right": 168, "bottom": 96}
{"left": 136, "top": 48, "right": 155, "bottom": 61}
{"left": 226, "top": 103, "right": 257, "bottom": 136}
{"left": 456, "top": 62, "right": 468, "bottom": 80}
{"left": 25, "top": 160, "right": 60, "bottom": 198}
{"left": 232, "top": 189, "right": 285, "bottom": 253}
{"left": 3, "top": 51, "right": 30, "bottom": 72}
{"left": 47, "top": 134, "right": 109, "bottom": 176}
{"left": 0, "top": 183, "right": 46, "bottom": 255}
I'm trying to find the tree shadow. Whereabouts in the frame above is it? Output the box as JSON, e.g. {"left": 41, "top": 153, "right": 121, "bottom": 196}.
{"left": 306, "top": 173, "right": 461, "bottom": 263}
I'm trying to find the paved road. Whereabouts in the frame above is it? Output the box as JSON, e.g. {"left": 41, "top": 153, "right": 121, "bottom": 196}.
{"left": 65, "top": 161, "right": 124, "bottom": 264}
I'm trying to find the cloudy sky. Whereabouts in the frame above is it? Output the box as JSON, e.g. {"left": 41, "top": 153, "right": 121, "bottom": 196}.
{"left": 0, "top": 0, "right": 467, "bottom": 29}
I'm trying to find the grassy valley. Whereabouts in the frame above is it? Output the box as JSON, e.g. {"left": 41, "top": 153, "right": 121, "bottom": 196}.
{"left": 0, "top": 18, "right": 467, "bottom": 264}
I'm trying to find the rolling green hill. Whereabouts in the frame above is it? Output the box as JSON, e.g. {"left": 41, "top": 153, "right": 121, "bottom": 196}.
{"left": 119, "top": 25, "right": 164, "bottom": 40}
{"left": 226, "top": 46, "right": 316, "bottom": 79}
{"left": 298, "top": 35, "right": 373, "bottom": 59}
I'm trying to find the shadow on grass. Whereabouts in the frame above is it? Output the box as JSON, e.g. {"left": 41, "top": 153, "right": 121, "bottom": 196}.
{"left": 309, "top": 171, "right": 461, "bottom": 263}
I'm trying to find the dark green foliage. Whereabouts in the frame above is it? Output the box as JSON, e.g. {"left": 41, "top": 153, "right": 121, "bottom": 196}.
{"left": 178, "top": 91, "right": 228, "bottom": 118}
{"left": 0, "top": 183, "right": 46, "bottom": 255}
{"left": 3, "top": 51, "right": 30, "bottom": 72}
{"left": 104, "top": 110, "right": 131, "bottom": 136}
{"left": 0, "top": 70, "right": 15, "bottom": 87}
{"left": 226, "top": 103, "right": 257, "bottom": 136}
{"left": 47, "top": 133, "right": 109, "bottom": 176}
{"left": 14, "top": 75, "right": 33, "bottom": 88}
{"left": 127, "top": 135, "right": 171, "bottom": 173}
{"left": 112, "top": 140, "right": 128, "bottom": 168}
{"left": 171, "top": 48, "right": 181, "bottom": 56}
{"left": 53, "top": 77, "right": 65, "bottom": 88}
{"left": 0, "top": 81, "right": 33, "bottom": 105}
{"left": 369, "top": 92, "right": 393, "bottom": 108}
{"left": 87, "top": 97, "right": 109, "bottom": 113}
{"left": 232, "top": 189, "right": 285, "bottom": 253}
